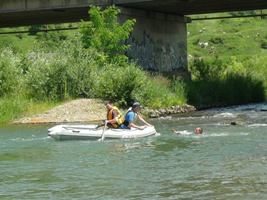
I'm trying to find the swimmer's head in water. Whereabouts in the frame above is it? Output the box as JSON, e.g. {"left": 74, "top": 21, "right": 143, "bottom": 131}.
{"left": 195, "top": 127, "right": 203, "bottom": 134}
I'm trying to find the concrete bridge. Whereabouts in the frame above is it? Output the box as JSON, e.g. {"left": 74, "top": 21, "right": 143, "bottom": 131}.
{"left": 1, "top": 0, "right": 267, "bottom": 74}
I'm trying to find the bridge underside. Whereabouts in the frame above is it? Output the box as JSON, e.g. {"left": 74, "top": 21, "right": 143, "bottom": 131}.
{"left": 1, "top": 0, "right": 267, "bottom": 27}
{"left": 116, "top": 0, "right": 267, "bottom": 15}
{"left": 0, "top": 8, "right": 90, "bottom": 27}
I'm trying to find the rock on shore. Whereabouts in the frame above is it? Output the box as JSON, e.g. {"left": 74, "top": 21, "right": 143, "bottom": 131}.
{"left": 143, "top": 104, "right": 196, "bottom": 118}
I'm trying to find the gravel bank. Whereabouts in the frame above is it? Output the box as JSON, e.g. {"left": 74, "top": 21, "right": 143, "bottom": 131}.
{"left": 13, "top": 99, "right": 106, "bottom": 124}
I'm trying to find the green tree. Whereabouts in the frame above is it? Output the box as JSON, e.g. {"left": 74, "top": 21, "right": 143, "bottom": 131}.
{"left": 80, "top": 6, "right": 136, "bottom": 64}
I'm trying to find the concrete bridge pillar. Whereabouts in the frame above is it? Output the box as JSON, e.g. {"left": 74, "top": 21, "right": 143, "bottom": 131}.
{"left": 120, "top": 8, "right": 188, "bottom": 76}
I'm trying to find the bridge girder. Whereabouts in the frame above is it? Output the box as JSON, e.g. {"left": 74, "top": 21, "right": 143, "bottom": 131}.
{"left": 115, "top": 0, "right": 267, "bottom": 15}
{"left": 0, "top": 0, "right": 267, "bottom": 27}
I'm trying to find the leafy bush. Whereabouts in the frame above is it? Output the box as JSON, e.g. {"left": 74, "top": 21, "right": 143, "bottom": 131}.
{"left": 0, "top": 49, "right": 23, "bottom": 96}
{"left": 260, "top": 40, "right": 267, "bottom": 49}
{"left": 24, "top": 51, "right": 66, "bottom": 100}
{"left": 209, "top": 37, "right": 224, "bottom": 44}
{"left": 189, "top": 57, "right": 224, "bottom": 80}
{"left": 25, "top": 40, "right": 99, "bottom": 100}
{"left": 187, "top": 57, "right": 265, "bottom": 107}
{"left": 131, "top": 76, "right": 186, "bottom": 109}
{"left": 28, "top": 25, "right": 43, "bottom": 35}
{"left": 92, "top": 63, "right": 146, "bottom": 107}
{"left": 90, "top": 65, "right": 187, "bottom": 108}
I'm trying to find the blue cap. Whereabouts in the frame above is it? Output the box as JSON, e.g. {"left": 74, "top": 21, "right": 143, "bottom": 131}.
{"left": 132, "top": 102, "right": 141, "bottom": 108}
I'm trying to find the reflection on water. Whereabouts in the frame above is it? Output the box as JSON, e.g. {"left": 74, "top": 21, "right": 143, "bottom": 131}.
{"left": 0, "top": 103, "right": 266, "bottom": 199}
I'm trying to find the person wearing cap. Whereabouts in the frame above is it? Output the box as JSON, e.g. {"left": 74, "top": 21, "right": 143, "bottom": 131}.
{"left": 120, "top": 102, "right": 152, "bottom": 130}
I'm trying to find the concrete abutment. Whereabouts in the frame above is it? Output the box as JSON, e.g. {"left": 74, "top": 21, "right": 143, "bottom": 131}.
{"left": 120, "top": 7, "right": 188, "bottom": 76}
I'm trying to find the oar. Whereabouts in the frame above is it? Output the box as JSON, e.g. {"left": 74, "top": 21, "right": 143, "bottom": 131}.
{"left": 63, "top": 126, "right": 97, "bottom": 131}
{"left": 99, "top": 120, "right": 108, "bottom": 141}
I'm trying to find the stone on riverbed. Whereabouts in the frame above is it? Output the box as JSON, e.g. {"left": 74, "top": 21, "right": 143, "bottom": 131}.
{"left": 143, "top": 104, "right": 196, "bottom": 118}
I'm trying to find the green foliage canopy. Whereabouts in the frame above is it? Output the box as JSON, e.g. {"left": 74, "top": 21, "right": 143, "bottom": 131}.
{"left": 80, "top": 6, "right": 136, "bottom": 64}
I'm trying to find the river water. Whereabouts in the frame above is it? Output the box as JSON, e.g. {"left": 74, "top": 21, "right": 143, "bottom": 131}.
{"left": 0, "top": 103, "right": 266, "bottom": 200}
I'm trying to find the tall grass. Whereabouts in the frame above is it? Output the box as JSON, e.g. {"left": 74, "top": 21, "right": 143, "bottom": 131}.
{"left": 0, "top": 96, "right": 27, "bottom": 123}
{"left": 0, "top": 49, "right": 23, "bottom": 96}
{"left": 0, "top": 95, "right": 58, "bottom": 124}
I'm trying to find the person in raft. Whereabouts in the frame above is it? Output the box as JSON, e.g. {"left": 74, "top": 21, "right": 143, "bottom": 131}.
{"left": 120, "top": 102, "right": 152, "bottom": 130}
{"left": 97, "top": 101, "right": 124, "bottom": 129}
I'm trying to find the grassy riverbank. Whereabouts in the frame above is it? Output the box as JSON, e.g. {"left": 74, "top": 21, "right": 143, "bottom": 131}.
{"left": 0, "top": 8, "right": 266, "bottom": 123}
{"left": 186, "top": 12, "right": 267, "bottom": 108}
{"left": 0, "top": 95, "right": 59, "bottom": 124}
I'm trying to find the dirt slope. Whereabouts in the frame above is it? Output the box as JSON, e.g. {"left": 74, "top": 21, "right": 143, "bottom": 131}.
{"left": 13, "top": 99, "right": 106, "bottom": 124}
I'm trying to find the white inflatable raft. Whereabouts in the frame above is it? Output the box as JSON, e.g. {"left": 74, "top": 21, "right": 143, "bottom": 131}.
{"left": 48, "top": 124, "right": 157, "bottom": 140}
